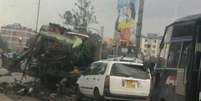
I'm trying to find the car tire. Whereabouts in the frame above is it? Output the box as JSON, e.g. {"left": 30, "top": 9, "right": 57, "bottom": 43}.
{"left": 94, "top": 88, "right": 105, "bottom": 101}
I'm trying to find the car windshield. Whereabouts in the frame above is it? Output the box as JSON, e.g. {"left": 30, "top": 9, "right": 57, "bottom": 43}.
{"left": 110, "top": 63, "right": 150, "bottom": 79}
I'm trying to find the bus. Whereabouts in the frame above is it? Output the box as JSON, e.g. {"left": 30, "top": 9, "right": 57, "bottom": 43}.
{"left": 152, "top": 14, "right": 201, "bottom": 101}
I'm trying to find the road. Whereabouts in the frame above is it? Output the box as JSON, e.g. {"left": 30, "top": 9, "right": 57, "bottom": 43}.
{"left": 0, "top": 57, "right": 151, "bottom": 101}
{"left": 0, "top": 94, "right": 40, "bottom": 101}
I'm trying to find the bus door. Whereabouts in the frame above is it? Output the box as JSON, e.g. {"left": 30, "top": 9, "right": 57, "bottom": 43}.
{"left": 154, "top": 41, "right": 191, "bottom": 101}
{"left": 175, "top": 41, "right": 192, "bottom": 101}
{"left": 199, "top": 59, "right": 201, "bottom": 101}
{"left": 197, "top": 25, "right": 201, "bottom": 101}
{"left": 185, "top": 24, "right": 201, "bottom": 101}
{"left": 169, "top": 23, "right": 194, "bottom": 101}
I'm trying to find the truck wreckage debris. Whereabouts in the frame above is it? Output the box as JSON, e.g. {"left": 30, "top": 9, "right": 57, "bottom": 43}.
{"left": 1, "top": 23, "right": 101, "bottom": 100}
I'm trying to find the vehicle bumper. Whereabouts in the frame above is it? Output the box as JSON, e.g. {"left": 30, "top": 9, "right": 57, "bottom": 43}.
{"left": 104, "top": 90, "right": 149, "bottom": 100}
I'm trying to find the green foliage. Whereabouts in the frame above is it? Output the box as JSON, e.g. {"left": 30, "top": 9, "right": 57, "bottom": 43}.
{"left": 62, "top": 0, "right": 97, "bottom": 32}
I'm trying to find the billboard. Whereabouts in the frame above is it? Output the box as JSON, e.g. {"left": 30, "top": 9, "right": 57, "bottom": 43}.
{"left": 114, "top": 0, "right": 142, "bottom": 46}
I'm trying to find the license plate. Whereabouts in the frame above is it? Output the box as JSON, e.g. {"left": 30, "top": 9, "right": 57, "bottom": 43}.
{"left": 122, "top": 80, "right": 138, "bottom": 88}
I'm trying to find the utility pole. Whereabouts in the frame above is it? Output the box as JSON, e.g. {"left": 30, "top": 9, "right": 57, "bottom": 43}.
{"left": 99, "top": 26, "right": 104, "bottom": 59}
{"left": 135, "top": 0, "right": 144, "bottom": 57}
{"left": 35, "top": 0, "right": 41, "bottom": 32}
{"left": 21, "top": 0, "right": 41, "bottom": 81}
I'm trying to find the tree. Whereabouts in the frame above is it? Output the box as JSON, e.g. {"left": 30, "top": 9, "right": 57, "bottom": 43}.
{"left": 62, "top": 0, "right": 97, "bottom": 33}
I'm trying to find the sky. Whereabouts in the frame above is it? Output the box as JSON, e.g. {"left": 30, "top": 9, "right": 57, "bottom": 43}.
{"left": 143, "top": 0, "right": 201, "bottom": 35}
{"left": 0, "top": 0, "right": 201, "bottom": 37}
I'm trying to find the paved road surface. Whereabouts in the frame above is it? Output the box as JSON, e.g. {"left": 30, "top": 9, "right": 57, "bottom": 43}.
{"left": 0, "top": 94, "right": 40, "bottom": 101}
{"left": 0, "top": 94, "right": 13, "bottom": 101}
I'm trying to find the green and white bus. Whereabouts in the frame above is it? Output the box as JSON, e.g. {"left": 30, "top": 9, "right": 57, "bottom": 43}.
{"left": 153, "top": 14, "right": 201, "bottom": 101}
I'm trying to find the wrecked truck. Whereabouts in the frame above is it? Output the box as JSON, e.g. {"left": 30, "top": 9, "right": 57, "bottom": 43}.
{"left": 14, "top": 29, "right": 101, "bottom": 91}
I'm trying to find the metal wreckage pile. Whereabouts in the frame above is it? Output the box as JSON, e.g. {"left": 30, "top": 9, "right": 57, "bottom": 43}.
{"left": 3, "top": 23, "right": 101, "bottom": 98}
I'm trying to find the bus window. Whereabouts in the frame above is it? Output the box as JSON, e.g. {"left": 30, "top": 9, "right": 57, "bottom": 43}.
{"left": 173, "top": 23, "right": 194, "bottom": 38}
{"left": 164, "top": 26, "right": 173, "bottom": 43}
{"left": 158, "top": 43, "right": 170, "bottom": 68}
{"left": 167, "top": 42, "right": 182, "bottom": 68}
{"left": 179, "top": 42, "right": 192, "bottom": 68}
{"left": 199, "top": 26, "right": 201, "bottom": 43}
{"left": 158, "top": 26, "right": 173, "bottom": 68}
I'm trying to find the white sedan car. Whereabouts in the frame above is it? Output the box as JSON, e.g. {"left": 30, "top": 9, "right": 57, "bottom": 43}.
{"left": 76, "top": 57, "right": 151, "bottom": 101}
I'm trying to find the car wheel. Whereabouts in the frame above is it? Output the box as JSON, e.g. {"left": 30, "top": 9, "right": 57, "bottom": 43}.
{"left": 94, "top": 88, "right": 104, "bottom": 101}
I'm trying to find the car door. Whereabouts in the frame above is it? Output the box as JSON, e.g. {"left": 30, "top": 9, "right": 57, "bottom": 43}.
{"left": 86, "top": 62, "right": 102, "bottom": 96}
{"left": 85, "top": 62, "right": 108, "bottom": 96}
{"left": 78, "top": 67, "right": 93, "bottom": 96}
{"left": 93, "top": 62, "right": 108, "bottom": 96}
{"left": 78, "top": 62, "right": 100, "bottom": 96}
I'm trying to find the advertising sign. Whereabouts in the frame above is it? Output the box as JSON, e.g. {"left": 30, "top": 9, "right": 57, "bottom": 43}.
{"left": 115, "top": 0, "right": 141, "bottom": 46}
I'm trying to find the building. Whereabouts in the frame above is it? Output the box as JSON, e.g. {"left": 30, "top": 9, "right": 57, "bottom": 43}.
{"left": 140, "top": 33, "right": 162, "bottom": 60}
{"left": 0, "top": 23, "right": 36, "bottom": 52}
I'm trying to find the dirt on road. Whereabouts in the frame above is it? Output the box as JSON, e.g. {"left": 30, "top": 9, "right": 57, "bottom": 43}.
{"left": 0, "top": 94, "right": 41, "bottom": 101}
